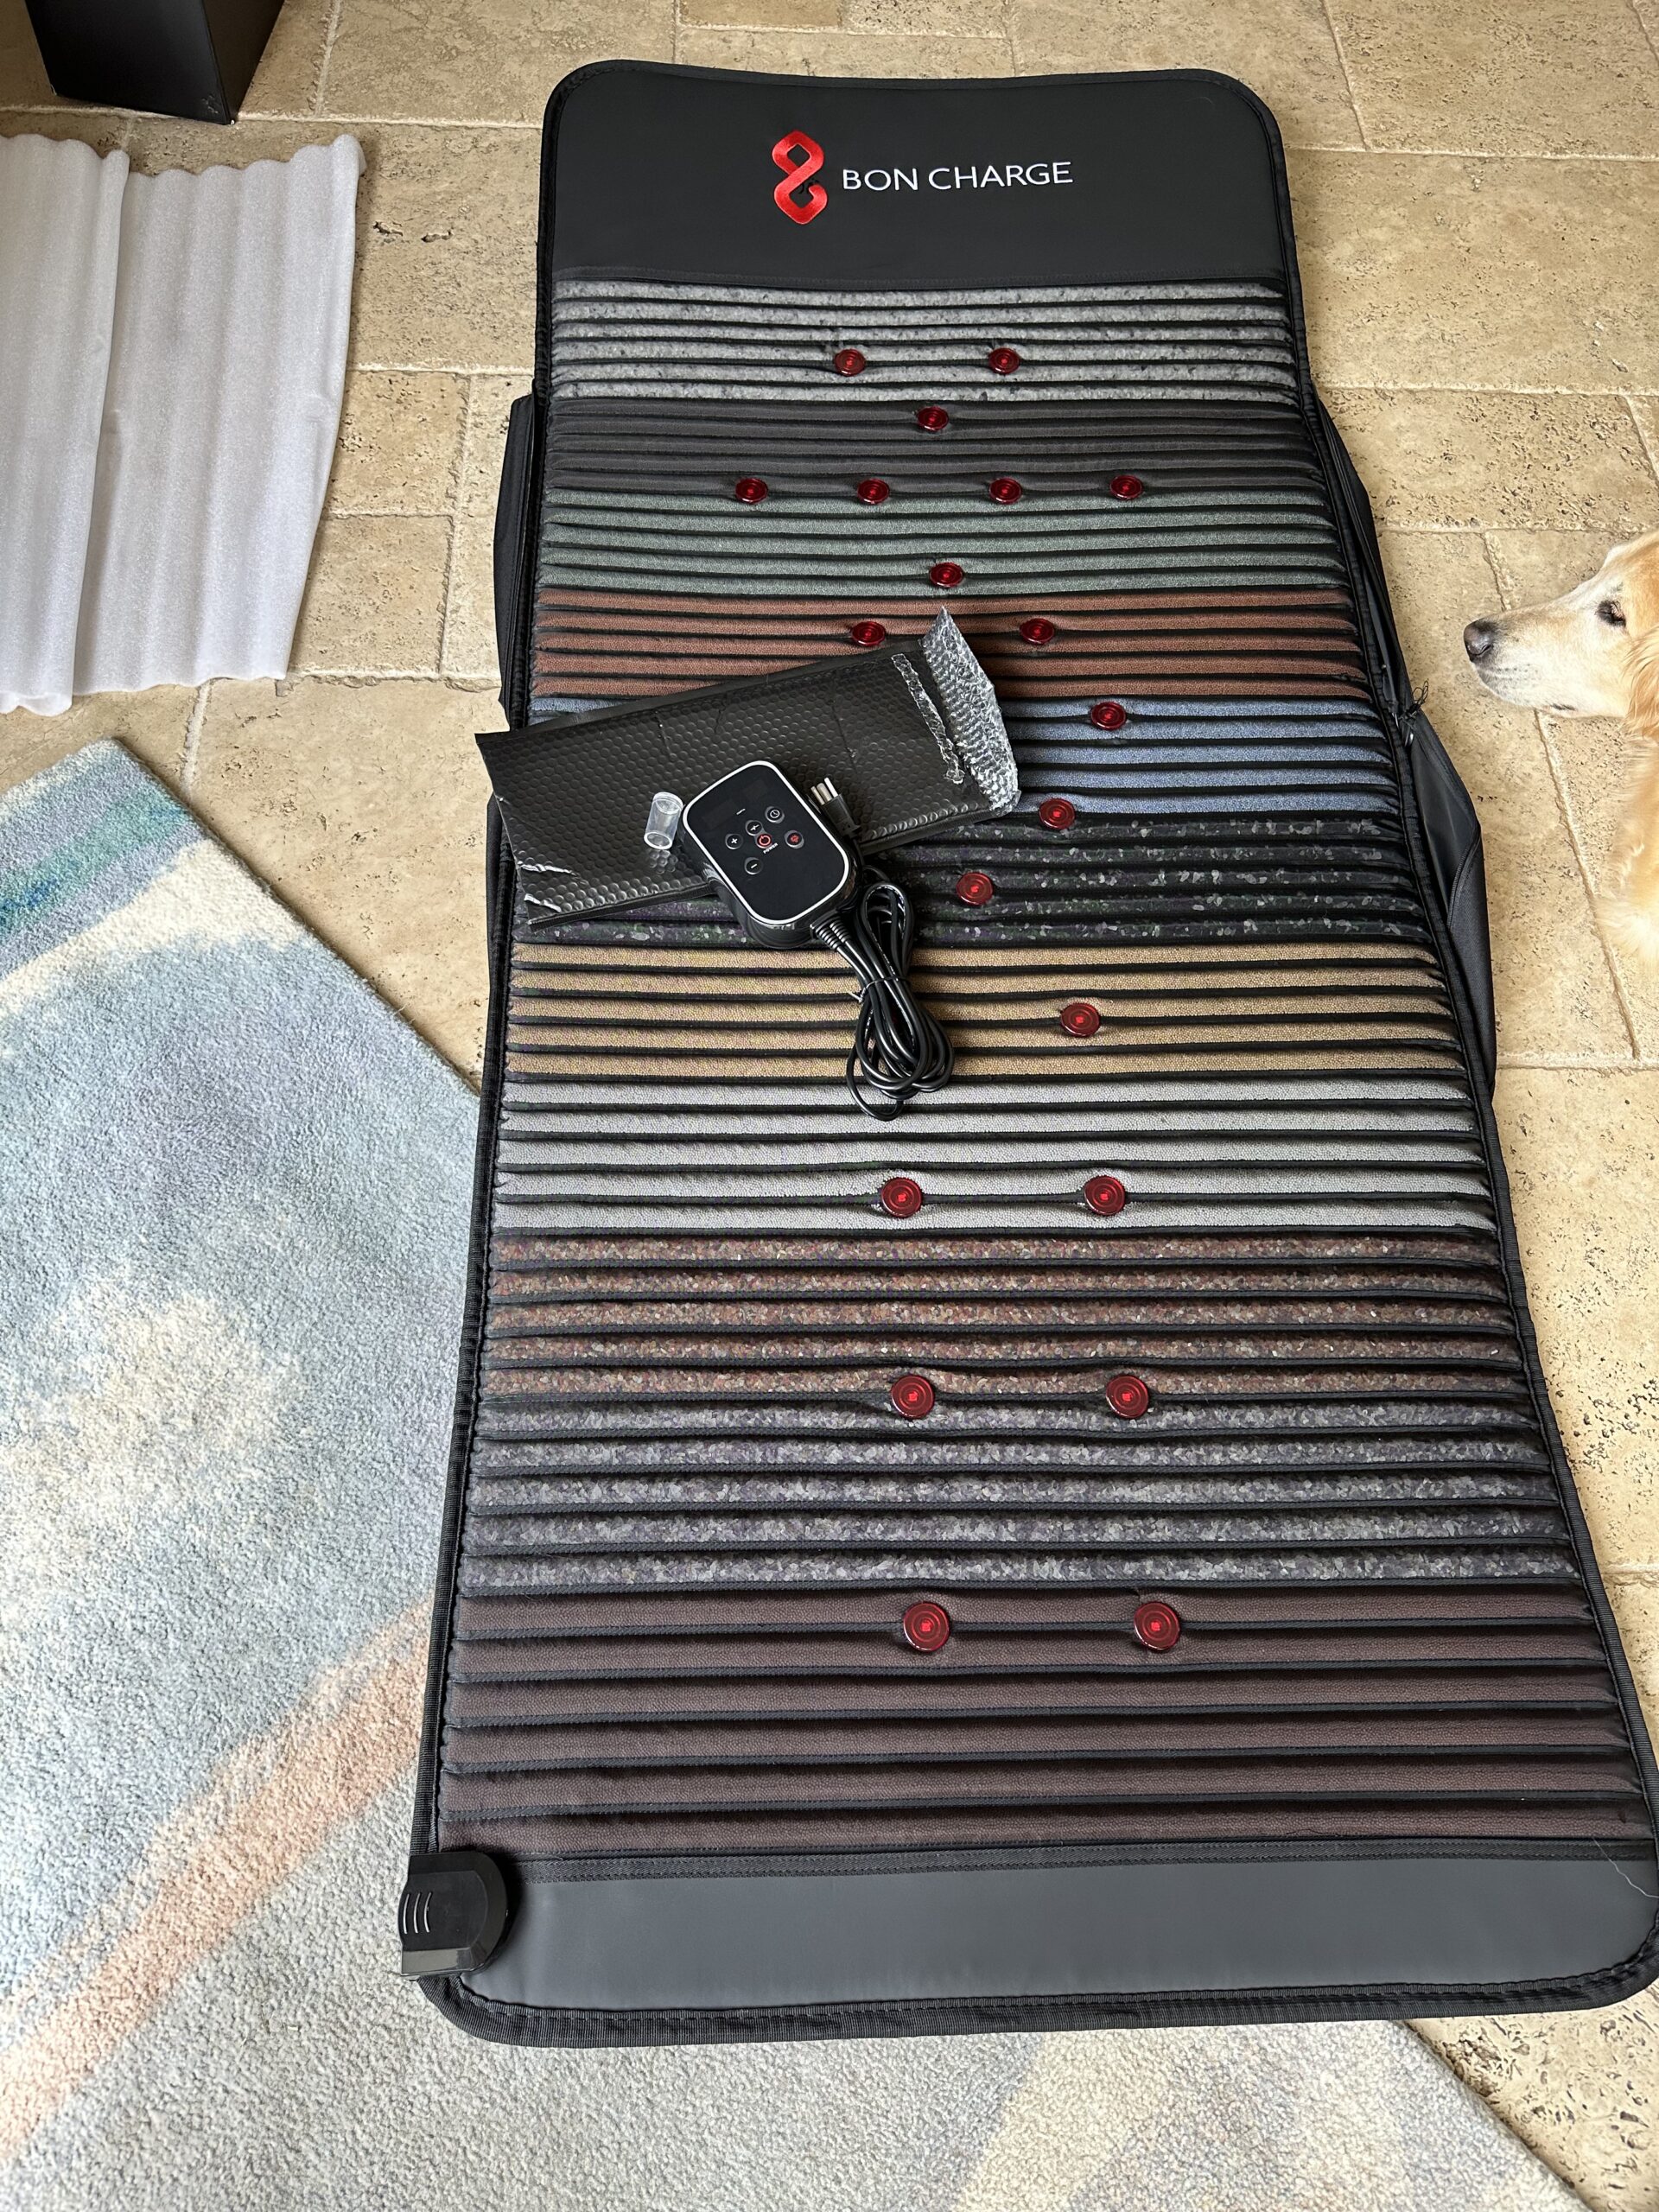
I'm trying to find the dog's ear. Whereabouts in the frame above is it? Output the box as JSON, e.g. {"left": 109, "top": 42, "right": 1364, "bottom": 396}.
{"left": 1629, "top": 630, "right": 1659, "bottom": 741}
{"left": 1618, "top": 539, "right": 1659, "bottom": 738}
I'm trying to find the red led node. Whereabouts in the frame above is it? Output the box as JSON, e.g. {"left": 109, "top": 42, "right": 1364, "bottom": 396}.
{"left": 1105, "top": 1372, "right": 1151, "bottom": 1420}
{"left": 902, "top": 1600, "right": 951, "bottom": 1651}
{"left": 879, "top": 1175, "right": 925, "bottom": 1218}
{"left": 1133, "top": 1600, "right": 1182, "bottom": 1651}
{"left": 891, "top": 1373, "right": 936, "bottom": 1420}
{"left": 1084, "top": 1174, "right": 1128, "bottom": 1217}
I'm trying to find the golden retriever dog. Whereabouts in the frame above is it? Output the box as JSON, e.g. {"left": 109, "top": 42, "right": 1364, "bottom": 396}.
{"left": 1464, "top": 529, "right": 1659, "bottom": 958}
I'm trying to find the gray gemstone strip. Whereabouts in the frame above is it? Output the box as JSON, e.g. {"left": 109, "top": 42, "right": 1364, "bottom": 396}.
{"left": 458, "top": 1547, "right": 1579, "bottom": 1591}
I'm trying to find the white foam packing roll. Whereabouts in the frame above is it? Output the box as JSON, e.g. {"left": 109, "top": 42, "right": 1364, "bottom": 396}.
{"left": 0, "top": 137, "right": 129, "bottom": 715}
{"left": 73, "top": 137, "right": 365, "bottom": 696}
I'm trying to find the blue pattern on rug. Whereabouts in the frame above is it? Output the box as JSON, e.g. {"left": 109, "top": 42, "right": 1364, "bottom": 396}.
{"left": 0, "top": 743, "right": 476, "bottom": 1991}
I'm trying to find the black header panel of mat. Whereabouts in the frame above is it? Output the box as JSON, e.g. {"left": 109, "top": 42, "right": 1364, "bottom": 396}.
{"left": 548, "top": 65, "right": 1287, "bottom": 290}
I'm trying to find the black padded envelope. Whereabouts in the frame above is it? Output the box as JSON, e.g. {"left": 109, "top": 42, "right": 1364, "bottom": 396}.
{"left": 411, "top": 62, "right": 1659, "bottom": 2046}
{"left": 478, "top": 614, "right": 1015, "bottom": 922}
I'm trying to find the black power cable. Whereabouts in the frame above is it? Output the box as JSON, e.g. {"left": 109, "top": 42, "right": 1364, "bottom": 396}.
{"left": 812, "top": 873, "right": 954, "bottom": 1121}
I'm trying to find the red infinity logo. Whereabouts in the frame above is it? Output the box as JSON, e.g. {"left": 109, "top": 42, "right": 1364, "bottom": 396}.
{"left": 772, "top": 130, "right": 827, "bottom": 226}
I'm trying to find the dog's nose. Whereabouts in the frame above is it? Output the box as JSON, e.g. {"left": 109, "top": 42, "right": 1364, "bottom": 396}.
{"left": 1464, "top": 619, "right": 1499, "bottom": 663}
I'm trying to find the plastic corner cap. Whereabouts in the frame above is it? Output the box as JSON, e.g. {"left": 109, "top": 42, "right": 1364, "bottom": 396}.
{"left": 398, "top": 1851, "right": 510, "bottom": 1977}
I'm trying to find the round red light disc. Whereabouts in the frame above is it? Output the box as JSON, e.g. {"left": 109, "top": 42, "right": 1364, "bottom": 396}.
{"left": 879, "top": 1175, "right": 924, "bottom": 1218}
{"left": 1090, "top": 700, "right": 1128, "bottom": 732}
{"left": 988, "top": 475, "right": 1023, "bottom": 505}
{"left": 734, "top": 476, "right": 767, "bottom": 505}
{"left": 1105, "top": 1372, "right": 1151, "bottom": 1420}
{"left": 834, "top": 347, "right": 867, "bottom": 377}
{"left": 1132, "top": 1599, "right": 1182, "bottom": 1651}
{"left": 902, "top": 1600, "right": 951, "bottom": 1651}
{"left": 955, "top": 870, "right": 995, "bottom": 907}
{"left": 856, "top": 477, "right": 890, "bottom": 505}
{"left": 1060, "top": 1001, "right": 1102, "bottom": 1039}
{"left": 916, "top": 404, "right": 950, "bottom": 433}
{"left": 1084, "top": 1173, "right": 1128, "bottom": 1217}
{"left": 929, "top": 559, "right": 964, "bottom": 589}
{"left": 1109, "top": 473, "right": 1145, "bottom": 501}
{"left": 1038, "top": 797, "right": 1076, "bottom": 831}
{"left": 987, "top": 346, "right": 1021, "bottom": 375}
{"left": 891, "top": 1373, "right": 936, "bottom": 1420}
{"left": 850, "top": 620, "right": 887, "bottom": 649}
{"left": 1019, "top": 617, "right": 1057, "bottom": 646}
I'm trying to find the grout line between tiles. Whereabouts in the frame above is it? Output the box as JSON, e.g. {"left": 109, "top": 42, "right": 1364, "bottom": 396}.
{"left": 1496, "top": 1054, "right": 1659, "bottom": 1068}
{"left": 1318, "top": 381, "right": 1659, "bottom": 397}
{"left": 436, "top": 380, "right": 480, "bottom": 675}
{"left": 1334, "top": 145, "right": 1659, "bottom": 161}
{"left": 1622, "top": 391, "right": 1659, "bottom": 486}
{"left": 315, "top": 0, "right": 347, "bottom": 118}
{"left": 1316, "top": 0, "right": 1370, "bottom": 151}
{"left": 1531, "top": 703, "right": 1643, "bottom": 1058}
{"left": 180, "top": 683, "right": 212, "bottom": 791}
{"left": 1630, "top": 0, "right": 1659, "bottom": 73}
{"left": 287, "top": 663, "right": 499, "bottom": 681}
{"left": 353, "top": 361, "right": 533, "bottom": 378}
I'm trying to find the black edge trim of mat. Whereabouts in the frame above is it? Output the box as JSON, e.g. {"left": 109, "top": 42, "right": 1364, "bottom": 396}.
{"left": 412, "top": 60, "right": 1659, "bottom": 2044}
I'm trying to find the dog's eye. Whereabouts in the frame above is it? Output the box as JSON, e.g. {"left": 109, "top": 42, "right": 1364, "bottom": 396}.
{"left": 1598, "top": 600, "right": 1627, "bottom": 626}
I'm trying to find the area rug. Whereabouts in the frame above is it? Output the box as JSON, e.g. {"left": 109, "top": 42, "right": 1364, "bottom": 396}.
{"left": 0, "top": 741, "right": 1575, "bottom": 2210}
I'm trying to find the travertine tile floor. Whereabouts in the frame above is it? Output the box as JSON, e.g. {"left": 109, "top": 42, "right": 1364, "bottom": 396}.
{"left": 3, "top": 0, "right": 1656, "bottom": 2200}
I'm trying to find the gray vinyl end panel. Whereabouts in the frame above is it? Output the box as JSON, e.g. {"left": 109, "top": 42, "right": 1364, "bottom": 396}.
{"left": 466, "top": 1854, "right": 1659, "bottom": 2012}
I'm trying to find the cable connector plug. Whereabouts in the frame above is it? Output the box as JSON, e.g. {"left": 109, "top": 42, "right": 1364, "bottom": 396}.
{"left": 810, "top": 778, "right": 860, "bottom": 845}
